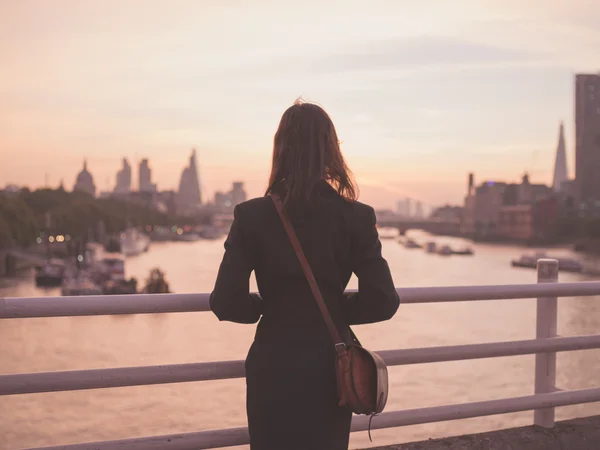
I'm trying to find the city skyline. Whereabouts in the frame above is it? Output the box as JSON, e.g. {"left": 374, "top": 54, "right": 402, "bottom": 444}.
{"left": 1, "top": 1, "right": 599, "bottom": 208}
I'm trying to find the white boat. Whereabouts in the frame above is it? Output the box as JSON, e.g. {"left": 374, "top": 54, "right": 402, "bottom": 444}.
{"left": 120, "top": 228, "right": 150, "bottom": 256}
{"left": 512, "top": 253, "right": 583, "bottom": 273}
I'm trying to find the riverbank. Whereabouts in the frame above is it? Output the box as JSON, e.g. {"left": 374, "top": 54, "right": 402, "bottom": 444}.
{"left": 574, "top": 239, "right": 600, "bottom": 255}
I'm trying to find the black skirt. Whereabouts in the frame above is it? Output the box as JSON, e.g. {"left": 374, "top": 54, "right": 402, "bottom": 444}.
{"left": 245, "top": 340, "right": 352, "bottom": 450}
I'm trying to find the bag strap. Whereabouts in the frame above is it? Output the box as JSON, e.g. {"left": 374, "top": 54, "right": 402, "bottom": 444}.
{"left": 270, "top": 194, "right": 345, "bottom": 350}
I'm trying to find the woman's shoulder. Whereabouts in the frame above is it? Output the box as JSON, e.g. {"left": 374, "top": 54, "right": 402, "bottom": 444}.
{"left": 233, "top": 196, "right": 274, "bottom": 222}
{"left": 343, "top": 199, "right": 376, "bottom": 223}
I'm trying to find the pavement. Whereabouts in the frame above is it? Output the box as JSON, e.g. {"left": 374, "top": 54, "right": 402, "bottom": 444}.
{"left": 366, "top": 415, "right": 600, "bottom": 450}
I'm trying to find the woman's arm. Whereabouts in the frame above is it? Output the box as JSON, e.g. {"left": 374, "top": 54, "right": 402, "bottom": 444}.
{"left": 341, "top": 206, "right": 399, "bottom": 325}
{"left": 210, "top": 205, "right": 262, "bottom": 324}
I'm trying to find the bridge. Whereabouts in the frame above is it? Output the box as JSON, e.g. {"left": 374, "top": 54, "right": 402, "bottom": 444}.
{"left": 1, "top": 259, "right": 600, "bottom": 449}
{"left": 375, "top": 213, "right": 461, "bottom": 236}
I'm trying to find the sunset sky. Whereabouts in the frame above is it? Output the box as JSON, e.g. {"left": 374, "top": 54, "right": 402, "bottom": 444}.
{"left": 1, "top": 1, "right": 599, "bottom": 209}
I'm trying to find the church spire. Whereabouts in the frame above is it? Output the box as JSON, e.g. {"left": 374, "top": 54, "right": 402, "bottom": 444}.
{"left": 552, "top": 121, "right": 568, "bottom": 192}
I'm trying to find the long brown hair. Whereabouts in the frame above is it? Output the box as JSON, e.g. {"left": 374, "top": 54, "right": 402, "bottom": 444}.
{"left": 266, "top": 100, "right": 357, "bottom": 208}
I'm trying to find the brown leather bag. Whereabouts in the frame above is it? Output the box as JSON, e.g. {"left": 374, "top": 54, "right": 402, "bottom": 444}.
{"left": 271, "top": 194, "right": 389, "bottom": 420}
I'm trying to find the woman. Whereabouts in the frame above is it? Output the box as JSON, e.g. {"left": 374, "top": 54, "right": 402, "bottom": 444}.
{"left": 210, "top": 101, "right": 400, "bottom": 449}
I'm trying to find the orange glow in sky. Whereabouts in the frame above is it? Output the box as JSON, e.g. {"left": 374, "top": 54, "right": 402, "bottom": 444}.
{"left": 1, "top": 1, "right": 599, "bottom": 208}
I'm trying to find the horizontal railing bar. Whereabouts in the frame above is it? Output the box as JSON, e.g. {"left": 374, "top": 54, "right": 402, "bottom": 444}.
{"left": 4, "top": 334, "right": 600, "bottom": 396}
{"left": 31, "top": 387, "right": 600, "bottom": 450}
{"left": 377, "top": 333, "right": 600, "bottom": 366}
{"left": 3, "top": 282, "right": 600, "bottom": 319}
{"left": 0, "top": 360, "right": 245, "bottom": 396}
{"left": 352, "top": 386, "right": 600, "bottom": 431}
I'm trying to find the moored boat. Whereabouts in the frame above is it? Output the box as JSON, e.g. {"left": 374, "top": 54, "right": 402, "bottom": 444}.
{"left": 200, "top": 225, "right": 223, "bottom": 240}
{"left": 61, "top": 275, "right": 103, "bottom": 296}
{"left": 177, "top": 232, "right": 201, "bottom": 242}
{"left": 120, "top": 228, "right": 150, "bottom": 256}
{"left": 453, "top": 247, "right": 474, "bottom": 256}
{"left": 511, "top": 253, "right": 584, "bottom": 273}
{"left": 35, "top": 259, "right": 66, "bottom": 287}
{"left": 403, "top": 239, "right": 422, "bottom": 249}
{"left": 103, "top": 278, "right": 138, "bottom": 295}
{"left": 438, "top": 245, "right": 453, "bottom": 256}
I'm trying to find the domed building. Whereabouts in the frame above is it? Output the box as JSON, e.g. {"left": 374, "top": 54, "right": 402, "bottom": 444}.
{"left": 73, "top": 160, "right": 96, "bottom": 197}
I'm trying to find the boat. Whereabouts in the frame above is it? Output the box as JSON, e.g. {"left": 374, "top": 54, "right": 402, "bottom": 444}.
{"left": 403, "top": 239, "right": 422, "bottom": 249}
{"left": 97, "top": 252, "right": 137, "bottom": 294}
{"left": 177, "top": 232, "right": 201, "bottom": 242}
{"left": 425, "top": 242, "right": 437, "bottom": 253}
{"left": 61, "top": 275, "right": 103, "bottom": 296}
{"left": 120, "top": 228, "right": 150, "bottom": 256}
{"left": 142, "top": 268, "right": 170, "bottom": 294}
{"left": 103, "top": 277, "right": 138, "bottom": 295}
{"left": 35, "top": 259, "right": 66, "bottom": 287}
{"left": 104, "top": 236, "right": 121, "bottom": 253}
{"left": 149, "top": 227, "right": 174, "bottom": 242}
{"left": 200, "top": 225, "right": 223, "bottom": 240}
{"left": 99, "top": 253, "right": 126, "bottom": 280}
{"left": 511, "top": 253, "right": 584, "bottom": 273}
{"left": 453, "top": 247, "right": 474, "bottom": 256}
{"left": 378, "top": 228, "right": 398, "bottom": 240}
{"left": 438, "top": 245, "right": 453, "bottom": 256}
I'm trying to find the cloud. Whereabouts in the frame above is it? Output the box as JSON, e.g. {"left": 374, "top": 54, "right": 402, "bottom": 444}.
{"left": 309, "top": 36, "right": 545, "bottom": 74}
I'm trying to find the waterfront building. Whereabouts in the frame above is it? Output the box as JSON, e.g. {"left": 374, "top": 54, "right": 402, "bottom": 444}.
{"left": 575, "top": 73, "right": 600, "bottom": 204}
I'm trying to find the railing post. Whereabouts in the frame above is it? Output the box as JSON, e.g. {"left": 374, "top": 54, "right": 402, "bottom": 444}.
{"left": 534, "top": 258, "right": 558, "bottom": 428}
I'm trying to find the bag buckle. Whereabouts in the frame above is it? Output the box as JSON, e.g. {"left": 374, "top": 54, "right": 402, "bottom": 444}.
{"left": 335, "top": 343, "right": 347, "bottom": 355}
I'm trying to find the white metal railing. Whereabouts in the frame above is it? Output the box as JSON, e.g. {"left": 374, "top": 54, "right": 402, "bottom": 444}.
{"left": 2, "top": 258, "right": 600, "bottom": 450}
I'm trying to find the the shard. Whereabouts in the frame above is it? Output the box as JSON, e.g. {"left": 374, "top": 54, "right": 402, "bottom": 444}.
{"left": 552, "top": 121, "right": 568, "bottom": 192}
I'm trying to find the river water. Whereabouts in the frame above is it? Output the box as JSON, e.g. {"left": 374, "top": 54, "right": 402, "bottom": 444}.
{"left": 1, "top": 231, "right": 600, "bottom": 450}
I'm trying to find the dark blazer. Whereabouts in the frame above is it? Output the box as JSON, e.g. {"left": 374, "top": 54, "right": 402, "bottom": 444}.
{"left": 210, "top": 184, "right": 399, "bottom": 450}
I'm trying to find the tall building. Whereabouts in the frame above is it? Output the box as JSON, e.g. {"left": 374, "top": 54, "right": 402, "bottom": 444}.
{"left": 177, "top": 149, "right": 202, "bottom": 211}
{"left": 396, "top": 198, "right": 411, "bottom": 217}
{"left": 73, "top": 160, "right": 96, "bottom": 197}
{"left": 115, "top": 158, "right": 132, "bottom": 193}
{"left": 139, "top": 159, "right": 156, "bottom": 193}
{"left": 214, "top": 182, "right": 247, "bottom": 210}
{"left": 552, "top": 122, "right": 568, "bottom": 192}
{"left": 230, "top": 182, "right": 247, "bottom": 206}
{"left": 414, "top": 201, "right": 424, "bottom": 219}
{"left": 575, "top": 73, "right": 600, "bottom": 203}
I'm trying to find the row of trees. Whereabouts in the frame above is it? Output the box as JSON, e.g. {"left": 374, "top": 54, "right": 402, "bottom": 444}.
{"left": 0, "top": 188, "right": 190, "bottom": 249}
